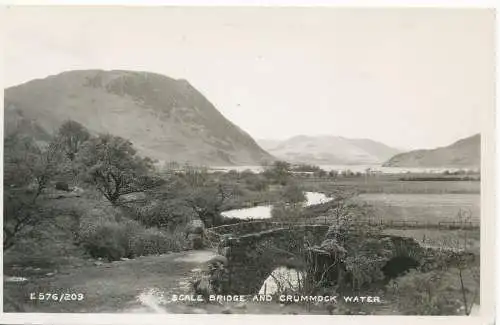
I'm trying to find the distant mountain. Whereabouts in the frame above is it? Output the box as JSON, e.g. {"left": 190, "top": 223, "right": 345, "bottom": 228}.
{"left": 383, "top": 134, "right": 480, "bottom": 168}
{"left": 4, "top": 70, "right": 274, "bottom": 166}
{"left": 257, "top": 135, "right": 401, "bottom": 165}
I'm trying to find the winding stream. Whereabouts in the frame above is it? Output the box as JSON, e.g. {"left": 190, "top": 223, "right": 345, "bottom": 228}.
{"left": 220, "top": 191, "right": 333, "bottom": 220}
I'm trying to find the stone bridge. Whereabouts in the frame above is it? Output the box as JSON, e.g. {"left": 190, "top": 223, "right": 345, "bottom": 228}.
{"left": 206, "top": 222, "right": 434, "bottom": 295}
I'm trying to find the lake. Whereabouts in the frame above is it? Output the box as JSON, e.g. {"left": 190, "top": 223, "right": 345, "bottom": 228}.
{"left": 210, "top": 165, "right": 477, "bottom": 174}
{"left": 220, "top": 191, "right": 333, "bottom": 220}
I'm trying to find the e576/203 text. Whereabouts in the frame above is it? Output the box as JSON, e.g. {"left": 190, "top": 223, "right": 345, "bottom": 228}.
{"left": 29, "top": 292, "right": 85, "bottom": 302}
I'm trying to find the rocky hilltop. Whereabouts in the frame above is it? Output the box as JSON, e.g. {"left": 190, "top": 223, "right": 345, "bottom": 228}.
{"left": 383, "top": 134, "right": 480, "bottom": 168}
{"left": 4, "top": 70, "right": 274, "bottom": 166}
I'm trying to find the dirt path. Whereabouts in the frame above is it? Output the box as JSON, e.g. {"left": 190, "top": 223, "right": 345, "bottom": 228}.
{"left": 4, "top": 249, "right": 218, "bottom": 313}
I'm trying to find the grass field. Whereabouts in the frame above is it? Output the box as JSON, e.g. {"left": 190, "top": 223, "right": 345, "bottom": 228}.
{"left": 301, "top": 174, "right": 480, "bottom": 195}
{"left": 351, "top": 193, "right": 480, "bottom": 223}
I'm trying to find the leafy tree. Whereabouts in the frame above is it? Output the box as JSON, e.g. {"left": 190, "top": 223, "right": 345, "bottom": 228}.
{"left": 3, "top": 134, "right": 63, "bottom": 250}
{"left": 75, "top": 134, "right": 163, "bottom": 205}
{"left": 291, "top": 163, "right": 322, "bottom": 173}
{"left": 313, "top": 169, "right": 327, "bottom": 178}
{"left": 134, "top": 198, "right": 196, "bottom": 230}
{"left": 186, "top": 183, "right": 232, "bottom": 227}
{"left": 56, "top": 120, "right": 91, "bottom": 161}
{"left": 328, "top": 170, "right": 338, "bottom": 179}
{"left": 282, "top": 182, "right": 306, "bottom": 205}
{"left": 181, "top": 166, "right": 210, "bottom": 188}
{"left": 263, "top": 160, "right": 292, "bottom": 185}
{"left": 245, "top": 175, "right": 269, "bottom": 192}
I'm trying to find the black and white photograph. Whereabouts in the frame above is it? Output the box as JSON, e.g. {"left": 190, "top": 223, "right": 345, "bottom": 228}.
{"left": 0, "top": 4, "right": 496, "bottom": 323}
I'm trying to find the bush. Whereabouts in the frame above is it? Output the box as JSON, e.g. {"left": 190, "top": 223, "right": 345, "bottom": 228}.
{"left": 187, "top": 234, "right": 204, "bottom": 250}
{"left": 134, "top": 198, "right": 196, "bottom": 230}
{"left": 78, "top": 213, "right": 188, "bottom": 260}
{"left": 281, "top": 182, "right": 306, "bottom": 204}
{"left": 78, "top": 219, "right": 136, "bottom": 261}
{"left": 130, "top": 227, "right": 188, "bottom": 256}
{"left": 387, "top": 269, "right": 461, "bottom": 315}
{"left": 271, "top": 203, "right": 303, "bottom": 221}
{"left": 244, "top": 175, "right": 269, "bottom": 192}
{"left": 4, "top": 215, "right": 86, "bottom": 270}
{"left": 55, "top": 181, "right": 70, "bottom": 191}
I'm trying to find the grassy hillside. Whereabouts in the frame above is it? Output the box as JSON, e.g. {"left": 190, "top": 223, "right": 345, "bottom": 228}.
{"left": 4, "top": 70, "right": 274, "bottom": 166}
{"left": 383, "top": 134, "right": 480, "bottom": 168}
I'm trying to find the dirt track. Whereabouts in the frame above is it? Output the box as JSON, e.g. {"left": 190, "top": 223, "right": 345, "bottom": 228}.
{"left": 4, "top": 250, "right": 217, "bottom": 313}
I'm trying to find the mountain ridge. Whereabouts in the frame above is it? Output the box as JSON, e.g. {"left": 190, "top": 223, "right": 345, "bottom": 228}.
{"left": 4, "top": 69, "right": 274, "bottom": 166}
{"left": 258, "top": 135, "right": 401, "bottom": 165}
{"left": 383, "top": 134, "right": 480, "bottom": 168}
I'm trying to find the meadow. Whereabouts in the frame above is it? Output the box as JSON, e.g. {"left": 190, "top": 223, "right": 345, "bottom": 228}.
{"left": 301, "top": 173, "right": 480, "bottom": 195}
{"left": 351, "top": 193, "right": 480, "bottom": 223}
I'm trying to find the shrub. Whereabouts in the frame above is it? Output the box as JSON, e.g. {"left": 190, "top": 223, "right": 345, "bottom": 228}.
{"left": 244, "top": 175, "right": 269, "bottom": 192}
{"left": 78, "top": 219, "right": 135, "bottom": 261}
{"left": 4, "top": 216, "right": 86, "bottom": 270}
{"left": 187, "top": 234, "right": 204, "bottom": 250}
{"left": 130, "top": 227, "right": 188, "bottom": 256}
{"left": 387, "top": 269, "right": 461, "bottom": 315}
{"left": 281, "top": 182, "right": 306, "bottom": 204}
{"left": 133, "top": 198, "right": 195, "bottom": 230}
{"left": 79, "top": 216, "right": 189, "bottom": 260}
{"left": 271, "top": 203, "right": 303, "bottom": 221}
{"left": 55, "top": 181, "right": 70, "bottom": 191}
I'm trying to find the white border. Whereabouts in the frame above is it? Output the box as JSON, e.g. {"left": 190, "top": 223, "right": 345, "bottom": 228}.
{"left": 0, "top": 2, "right": 497, "bottom": 325}
{"left": 0, "top": 0, "right": 498, "bottom": 6}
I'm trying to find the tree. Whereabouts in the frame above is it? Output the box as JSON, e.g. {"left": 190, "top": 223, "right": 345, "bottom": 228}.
{"left": 263, "top": 160, "right": 292, "bottom": 185}
{"left": 3, "top": 134, "right": 63, "bottom": 250}
{"left": 57, "top": 120, "right": 91, "bottom": 161}
{"left": 328, "top": 170, "right": 338, "bottom": 179}
{"left": 186, "top": 183, "right": 231, "bottom": 227}
{"left": 282, "top": 182, "right": 306, "bottom": 205}
{"left": 181, "top": 165, "right": 210, "bottom": 188}
{"left": 134, "top": 197, "right": 196, "bottom": 230}
{"left": 313, "top": 169, "right": 327, "bottom": 178}
{"left": 76, "top": 134, "right": 162, "bottom": 205}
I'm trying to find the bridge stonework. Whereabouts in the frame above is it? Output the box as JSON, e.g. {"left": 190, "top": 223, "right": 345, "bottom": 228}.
{"left": 220, "top": 225, "right": 330, "bottom": 294}
{"left": 209, "top": 222, "right": 432, "bottom": 295}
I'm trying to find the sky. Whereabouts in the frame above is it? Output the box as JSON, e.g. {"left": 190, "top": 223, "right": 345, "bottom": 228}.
{"left": 2, "top": 6, "right": 495, "bottom": 150}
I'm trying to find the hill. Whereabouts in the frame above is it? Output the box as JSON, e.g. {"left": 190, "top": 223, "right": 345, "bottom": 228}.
{"left": 4, "top": 70, "right": 274, "bottom": 166}
{"left": 383, "top": 134, "right": 480, "bottom": 168}
{"left": 258, "top": 135, "right": 401, "bottom": 165}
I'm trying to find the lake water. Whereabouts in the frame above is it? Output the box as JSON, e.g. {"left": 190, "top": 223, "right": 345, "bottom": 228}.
{"left": 210, "top": 165, "right": 477, "bottom": 174}
{"left": 220, "top": 191, "right": 333, "bottom": 220}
